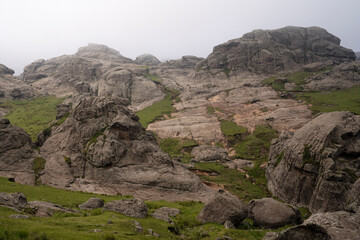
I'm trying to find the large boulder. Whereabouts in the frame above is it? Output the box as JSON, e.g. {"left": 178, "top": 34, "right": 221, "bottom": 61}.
{"left": 135, "top": 54, "right": 161, "bottom": 66}
{"left": 0, "top": 119, "right": 35, "bottom": 185}
{"left": 28, "top": 201, "right": 76, "bottom": 217}
{"left": 197, "top": 191, "right": 248, "bottom": 226}
{"left": 76, "top": 43, "right": 132, "bottom": 63}
{"left": 78, "top": 198, "right": 104, "bottom": 210}
{"left": 191, "top": 145, "right": 229, "bottom": 163}
{"left": 197, "top": 26, "right": 355, "bottom": 74}
{"left": 152, "top": 207, "right": 181, "bottom": 224}
{"left": 40, "top": 96, "right": 211, "bottom": 201}
{"left": 103, "top": 199, "right": 148, "bottom": 218}
{"left": 0, "top": 192, "right": 27, "bottom": 209}
{"left": 266, "top": 111, "right": 360, "bottom": 213}
{"left": 248, "top": 198, "right": 302, "bottom": 228}
{"left": 263, "top": 211, "right": 360, "bottom": 240}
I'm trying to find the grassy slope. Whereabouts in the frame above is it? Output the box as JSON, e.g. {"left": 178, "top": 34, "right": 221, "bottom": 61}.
{"left": 1, "top": 96, "right": 64, "bottom": 142}
{"left": 0, "top": 177, "right": 276, "bottom": 240}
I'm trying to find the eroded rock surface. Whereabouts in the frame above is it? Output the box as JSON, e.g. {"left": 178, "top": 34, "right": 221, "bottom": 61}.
{"left": 0, "top": 192, "right": 27, "bottom": 209}
{"left": 78, "top": 197, "right": 104, "bottom": 210}
{"left": 40, "top": 96, "right": 211, "bottom": 201}
{"left": 103, "top": 199, "right": 148, "bottom": 218}
{"left": 135, "top": 54, "right": 161, "bottom": 66}
{"left": 191, "top": 145, "right": 229, "bottom": 163}
{"left": 0, "top": 119, "right": 34, "bottom": 185}
{"left": 152, "top": 207, "right": 181, "bottom": 224}
{"left": 266, "top": 111, "right": 360, "bottom": 213}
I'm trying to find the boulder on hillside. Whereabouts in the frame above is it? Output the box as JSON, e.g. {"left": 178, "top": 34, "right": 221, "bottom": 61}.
{"left": 191, "top": 145, "right": 230, "bottom": 163}
{"left": 0, "top": 64, "right": 15, "bottom": 75}
{"left": 40, "top": 96, "right": 211, "bottom": 201}
{"left": 248, "top": 198, "right": 302, "bottom": 228}
{"left": 28, "top": 201, "right": 77, "bottom": 217}
{"left": 103, "top": 199, "right": 148, "bottom": 218}
{"left": 135, "top": 54, "right": 161, "bottom": 66}
{"left": 76, "top": 43, "right": 132, "bottom": 63}
{"left": 0, "top": 119, "right": 34, "bottom": 185}
{"left": 266, "top": 111, "right": 360, "bottom": 213}
{"left": 78, "top": 198, "right": 104, "bottom": 210}
{"left": 197, "top": 191, "right": 248, "bottom": 226}
{"left": 0, "top": 192, "right": 27, "bottom": 209}
{"left": 262, "top": 224, "right": 330, "bottom": 240}
{"left": 197, "top": 26, "right": 355, "bottom": 74}
{"left": 152, "top": 207, "right": 181, "bottom": 224}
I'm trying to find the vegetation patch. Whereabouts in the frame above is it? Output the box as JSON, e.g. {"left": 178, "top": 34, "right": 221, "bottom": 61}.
{"left": 144, "top": 73, "right": 161, "bottom": 84}
{"left": 64, "top": 156, "right": 71, "bottom": 165}
{"left": 220, "top": 120, "right": 247, "bottom": 136}
{"left": 302, "top": 144, "right": 319, "bottom": 168}
{"left": 1, "top": 96, "right": 65, "bottom": 142}
{"left": 295, "top": 86, "right": 360, "bottom": 114}
{"left": 275, "top": 151, "right": 285, "bottom": 167}
{"left": 159, "top": 138, "right": 198, "bottom": 163}
{"left": 32, "top": 157, "right": 46, "bottom": 185}
{"left": 206, "top": 106, "right": 215, "bottom": 114}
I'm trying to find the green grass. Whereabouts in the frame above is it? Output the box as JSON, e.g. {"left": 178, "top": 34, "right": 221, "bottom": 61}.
{"left": 287, "top": 71, "right": 312, "bottom": 85}
{"left": 206, "top": 106, "right": 215, "bottom": 114}
{"left": 1, "top": 96, "right": 65, "bottom": 142}
{"left": 220, "top": 120, "right": 248, "bottom": 136}
{"left": 145, "top": 73, "right": 161, "bottom": 84}
{"left": 296, "top": 86, "right": 360, "bottom": 114}
{"left": 190, "top": 162, "right": 270, "bottom": 202}
{"left": 234, "top": 125, "right": 277, "bottom": 160}
{"left": 262, "top": 71, "right": 313, "bottom": 92}
{"left": 136, "top": 93, "right": 175, "bottom": 128}
{"left": 159, "top": 138, "right": 198, "bottom": 163}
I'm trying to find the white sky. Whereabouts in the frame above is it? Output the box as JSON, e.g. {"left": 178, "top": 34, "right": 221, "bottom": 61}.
{"left": 1, "top": 0, "right": 360, "bottom": 74}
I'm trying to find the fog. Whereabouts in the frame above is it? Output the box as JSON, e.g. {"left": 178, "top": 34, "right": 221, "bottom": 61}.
{"left": 1, "top": 0, "right": 359, "bottom": 74}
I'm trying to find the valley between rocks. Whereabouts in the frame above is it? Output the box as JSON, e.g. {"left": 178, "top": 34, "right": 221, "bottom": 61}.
{"left": 0, "top": 26, "right": 359, "bottom": 240}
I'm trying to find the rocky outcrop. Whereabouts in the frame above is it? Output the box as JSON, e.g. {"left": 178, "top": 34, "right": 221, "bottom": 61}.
{"left": 152, "top": 207, "right": 181, "bottom": 224}
{"left": 266, "top": 111, "right": 360, "bottom": 213}
{"left": 248, "top": 198, "right": 302, "bottom": 228}
{"left": 78, "top": 198, "right": 104, "bottom": 210}
{"left": 0, "top": 119, "right": 34, "bottom": 185}
{"left": 28, "top": 201, "right": 76, "bottom": 217}
{"left": 40, "top": 96, "right": 211, "bottom": 201}
{"left": 263, "top": 211, "right": 360, "bottom": 240}
{"left": 76, "top": 43, "right": 132, "bottom": 63}
{"left": 160, "top": 56, "right": 204, "bottom": 69}
{"left": 103, "top": 199, "right": 148, "bottom": 218}
{"left": 0, "top": 64, "right": 15, "bottom": 75}
{"left": 197, "top": 191, "right": 248, "bottom": 226}
{"left": 305, "top": 60, "right": 360, "bottom": 90}
{"left": 0, "top": 64, "right": 33, "bottom": 99}
{"left": 0, "top": 192, "right": 27, "bottom": 209}
{"left": 191, "top": 145, "right": 229, "bottom": 163}
{"left": 135, "top": 54, "right": 161, "bottom": 66}
{"left": 197, "top": 26, "right": 355, "bottom": 74}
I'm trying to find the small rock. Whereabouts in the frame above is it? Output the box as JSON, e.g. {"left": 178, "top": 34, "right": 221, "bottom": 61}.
{"left": 103, "top": 199, "right": 148, "bottom": 218}
{"left": 224, "top": 220, "right": 236, "bottom": 229}
{"left": 132, "top": 220, "right": 143, "bottom": 233}
{"left": 148, "top": 228, "right": 160, "bottom": 237}
{"left": 79, "top": 198, "right": 104, "bottom": 210}
{"left": 107, "top": 219, "right": 113, "bottom": 224}
{"left": 92, "top": 229, "right": 101, "bottom": 233}
{"left": 152, "top": 207, "right": 181, "bottom": 224}
{"left": 0, "top": 192, "right": 27, "bottom": 209}
{"left": 9, "top": 214, "right": 30, "bottom": 219}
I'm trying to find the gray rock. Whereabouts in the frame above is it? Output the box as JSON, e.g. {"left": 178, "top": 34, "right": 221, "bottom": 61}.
{"left": 266, "top": 111, "right": 360, "bottom": 213}
{"left": 76, "top": 43, "right": 132, "bottom": 63}
{"left": 0, "top": 121, "right": 34, "bottom": 185}
{"left": 159, "top": 55, "right": 204, "bottom": 69}
{"left": 132, "top": 220, "right": 143, "bottom": 233}
{"left": 40, "top": 96, "right": 211, "bottom": 202}
{"left": 262, "top": 224, "right": 330, "bottom": 240}
{"left": 197, "top": 191, "right": 248, "bottom": 226}
{"left": 78, "top": 198, "right": 104, "bottom": 210}
{"left": 0, "top": 64, "right": 15, "bottom": 75}
{"left": 135, "top": 54, "right": 161, "bottom": 66}
{"left": 197, "top": 26, "right": 355, "bottom": 74}
{"left": 103, "top": 199, "right": 148, "bottom": 218}
{"left": 0, "top": 192, "right": 27, "bottom": 209}
{"left": 248, "top": 198, "right": 302, "bottom": 228}
{"left": 302, "top": 62, "right": 325, "bottom": 72}
{"left": 28, "top": 201, "right": 76, "bottom": 217}
{"left": 148, "top": 228, "right": 160, "bottom": 237}
{"left": 355, "top": 52, "right": 360, "bottom": 60}
{"left": 191, "top": 145, "right": 229, "bottom": 163}
{"left": 75, "top": 82, "right": 92, "bottom": 95}
{"left": 152, "top": 207, "right": 181, "bottom": 224}
{"left": 224, "top": 220, "right": 236, "bottom": 229}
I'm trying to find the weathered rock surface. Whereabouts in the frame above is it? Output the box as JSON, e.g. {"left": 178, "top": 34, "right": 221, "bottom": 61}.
{"left": 152, "top": 207, "right": 181, "bottom": 224}
{"left": 103, "top": 199, "right": 148, "bottom": 218}
{"left": 40, "top": 96, "right": 211, "bottom": 201}
{"left": 28, "top": 201, "right": 76, "bottom": 217}
{"left": 78, "top": 197, "right": 104, "bottom": 210}
{"left": 197, "top": 191, "right": 248, "bottom": 226}
{"left": 248, "top": 198, "right": 302, "bottom": 228}
{"left": 0, "top": 64, "right": 15, "bottom": 75}
{"left": 263, "top": 211, "right": 360, "bottom": 240}
{"left": 191, "top": 145, "right": 229, "bottom": 163}
{"left": 0, "top": 192, "right": 27, "bottom": 209}
{"left": 76, "top": 43, "right": 132, "bottom": 63}
{"left": 0, "top": 64, "right": 33, "bottom": 99}
{"left": 266, "top": 111, "right": 360, "bottom": 213}
{"left": 135, "top": 54, "right": 161, "bottom": 66}
{"left": 0, "top": 119, "right": 34, "bottom": 185}
{"left": 305, "top": 60, "right": 360, "bottom": 90}
{"left": 160, "top": 56, "right": 204, "bottom": 69}
{"left": 197, "top": 26, "right": 355, "bottom": 74}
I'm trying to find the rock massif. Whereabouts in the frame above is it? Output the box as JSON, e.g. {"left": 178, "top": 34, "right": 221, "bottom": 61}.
{"left": 0, "top": 119, "right": 34, "bottom": 185}
{"left": 266, "top": 111, "right": 360, "bottom": 213}
{"left": 0, "top": 64, "right": 33, "bottom": 100}
{"left": 40, "top": 96, "right": 211, "bottom": 201}
{"left": 197, "top": 26, "right": 355, "bottom": 74}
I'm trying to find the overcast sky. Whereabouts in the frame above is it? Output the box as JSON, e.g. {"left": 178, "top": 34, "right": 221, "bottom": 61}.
{"left": 1, "top": 0, "right": 360, "bottom": 74}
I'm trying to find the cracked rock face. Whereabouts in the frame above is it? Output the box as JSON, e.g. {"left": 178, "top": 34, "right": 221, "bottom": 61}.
{"left": 40, "top": 96, "right": 211, "bottom": 201}
{"left": 197, "top": 26, "right": 355, "bottom": 74}
{"left": 266, "top": 111, "right": 360, "bottom": 213}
